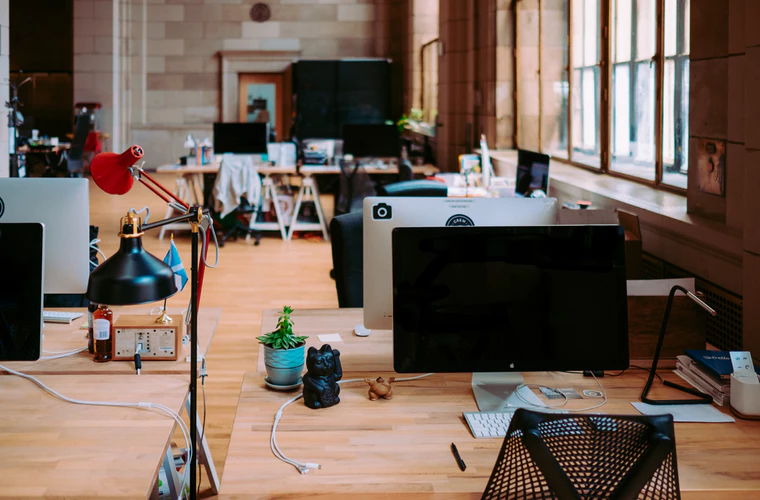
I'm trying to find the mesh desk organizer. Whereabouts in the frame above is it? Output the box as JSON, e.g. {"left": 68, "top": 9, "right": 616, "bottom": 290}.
{"left": 482, "top": 408, "right": 680, "bottom": 500}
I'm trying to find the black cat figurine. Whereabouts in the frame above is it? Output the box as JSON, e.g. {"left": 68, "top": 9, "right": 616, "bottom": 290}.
{"left": 302, "top": 344, "right": 343, "bottom": 409}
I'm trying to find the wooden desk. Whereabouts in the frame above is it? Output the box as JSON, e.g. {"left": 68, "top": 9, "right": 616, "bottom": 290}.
{"left": 2, "top": 308, "right": 220, "bottom": 375}
{"left": 227, "top": 308, "right": 760, "bottom": 499}
{"left": 257, "top": 308, "right": 392, "bottom": 373}
{"left": 299, "top": 164, "right": 439, "bottom": 176}
{"left": 0, "top": 374, "right": 188, "bottom": 498}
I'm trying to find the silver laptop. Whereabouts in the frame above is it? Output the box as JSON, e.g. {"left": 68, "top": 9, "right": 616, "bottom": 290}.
{"left": 362, "top": 196, "right": 559, "bottom": 330}
{"left": 0, "top": 178, "right": 90, "bottom": 294}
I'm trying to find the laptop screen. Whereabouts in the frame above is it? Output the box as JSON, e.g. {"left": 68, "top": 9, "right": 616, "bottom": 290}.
{"left": 515, "top": 150, "right": 551, "bottom": 198}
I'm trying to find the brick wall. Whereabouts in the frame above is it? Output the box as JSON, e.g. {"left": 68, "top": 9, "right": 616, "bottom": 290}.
{"left": 404, "top": 0, "right": 438, "bottom": 115}
{"left": 73, "top": 0, "right": 393, "bottom": 166}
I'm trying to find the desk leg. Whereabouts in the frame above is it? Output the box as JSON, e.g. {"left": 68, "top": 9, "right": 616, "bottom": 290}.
{"left": 264, "top": 176, "right": 288, "bottom": 240}
{"left": 185, "top": 398, "right": 220, "bottom": 494}
{"left": 309, "top": 176, "right": 330, "bottom": 241}
{"left": 286, "top": 183, "right": 306, "bottom": 241}
{"left": 161, "top": 445, "right": 182, "bottom": 500}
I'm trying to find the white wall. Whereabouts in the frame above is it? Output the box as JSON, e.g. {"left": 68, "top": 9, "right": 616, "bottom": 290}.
{"left": 0, "top": 0, "right": 9, "bottom": 177}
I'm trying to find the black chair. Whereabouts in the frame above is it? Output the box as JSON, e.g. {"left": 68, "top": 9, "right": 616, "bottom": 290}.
{"left": 483, "top": 408, "right": 680, "bottom": 500}
{"left": 214, "top": 196, "right": 261, "bottom": 247}
{"left": 63, "top": 110, "right": 91, "bottom": 176}
{"left": 329, "top": 211, "right": 363, "bottom": 307}
{"left": 377, "top": 179, "right": 447, "bottom": 197}
{"left": 398, "top": 158, "right": 413, "bottom": 182}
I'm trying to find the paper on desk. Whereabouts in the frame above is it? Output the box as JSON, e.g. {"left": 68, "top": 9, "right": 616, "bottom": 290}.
{"left": 318, "top": 333, "right": 343, "bottom": 343}
{"left": 631, "top": 402, "right": 735, "bottom": 423}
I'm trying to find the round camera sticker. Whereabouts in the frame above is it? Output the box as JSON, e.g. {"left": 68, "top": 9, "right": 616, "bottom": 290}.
{"left": 0, "top": 196, "right": 4, "bottom": 218}
{"left": 446, "top": 214, "right": 474, "bottom": 227}
{"left": 372, "top": 203, "right": 392, "bottom": 220}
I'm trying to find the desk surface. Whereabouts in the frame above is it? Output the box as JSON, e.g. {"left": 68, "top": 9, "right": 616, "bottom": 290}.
{"left": 157, "top": 163, "right": 296, "bottom": 176}
{"left": 157, "top": 163, "right": 439, "bottom": 177}
{"left": 257, "top": 308, "right": 392, "bottom": 373}
{"left": 221, "top": 370, "right": 760, "bottom": 499}
{"left": 299, "top": 164, "right": 439, "bottom": 176}
{"left": 0, "top": 374, "right": 188, "bottom": 498}
{"left": 2, "top": 307, "right": 220, "bottom": 375}
{"left": 231, "top": 308, "right": 760, "bottom": 499}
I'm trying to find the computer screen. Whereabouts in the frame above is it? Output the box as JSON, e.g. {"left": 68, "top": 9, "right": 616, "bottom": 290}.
{"left": 362, "top": 197, "right": 560, "bottom": 330}
{"left": 0, "top": 178, "right": 89, "bottom": 294}
{"left": 213, "top": 122, "right": 269, "bottom": 154}
{"left": 392, "top": 225, "right": 628, "bottom": 373}
{"left": 343, "top": 124, "right": 399, "bottom": 158}
{"left": 0, "top": 223, "right": 44, "bottom": 361}
{"left": 515, "top": 149, "right": 551, "bottom": 198}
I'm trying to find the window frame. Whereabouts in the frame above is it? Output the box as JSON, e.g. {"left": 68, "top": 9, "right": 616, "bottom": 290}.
{"left": 520, "top": 0, "right": 686, "bottom": 193}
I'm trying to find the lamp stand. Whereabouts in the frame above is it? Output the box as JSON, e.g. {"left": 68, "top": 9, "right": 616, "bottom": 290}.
{"left": 189, "top": 223, "right": 199, "bottom": 499}
{"left": 640, "top": 285, "right": 716, "bottom": 405}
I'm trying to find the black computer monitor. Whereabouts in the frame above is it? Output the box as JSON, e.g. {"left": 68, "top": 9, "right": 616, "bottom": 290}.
{"left": 515, "top": 149, "right": 551, "bottom": 198}
{"left": 392, "top": 225, "right": 628, "bottom": 374}
{"left": 0, "top": 223, "right": 44, "bottom": 361}
{"left": 213, "top": 122, "right": 268, "bottom": 154}
{"left": 342, "top": 124, "right": 399, "bottom": 158}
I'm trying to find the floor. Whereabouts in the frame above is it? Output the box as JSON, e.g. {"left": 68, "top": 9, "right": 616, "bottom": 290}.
{"left": 90, "top": 173, "right": 338, "bottom": 497}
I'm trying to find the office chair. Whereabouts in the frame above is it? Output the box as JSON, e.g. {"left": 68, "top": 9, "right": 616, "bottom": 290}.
{"left": 62, "top": 110, "right": 91, "bottom": 176}
{"left": 211, "top": 156, "right": 263, "bottom": 247}
{"left": 329, "top": 211, "right": 363, "bottom": 307}
{"left": 483, "top": 408, "right": 680, "bottom": 500}
{"left": 398, "top": 158, "right": 413, "bottom": 182}
{"left": 336, "top": 158, "right": 376, "bottom": 215}
{"left": 377, "top": 179, "right": 448, "bottom": 197}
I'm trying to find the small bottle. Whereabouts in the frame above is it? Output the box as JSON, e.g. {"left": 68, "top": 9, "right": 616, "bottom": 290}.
{"left": 93, "top": 304, "right": 113, "bottom": 362}
{"left": 87, "top": 302, "right": 98, "bottom": 354}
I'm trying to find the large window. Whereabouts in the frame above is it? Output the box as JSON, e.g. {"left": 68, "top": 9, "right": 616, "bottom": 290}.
{"left": 516, "top": 0, "right": 690, "bottom": 190}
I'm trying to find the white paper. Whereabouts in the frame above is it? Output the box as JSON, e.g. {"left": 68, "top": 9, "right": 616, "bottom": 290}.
{"left": 626, "top": 278, "right": 696, "bottom": 296}
{"left": 317, "top": 333, "right": 343, "bottom": 343}
{"left": 631, "top": 402, "right": 735, "bottom": 423}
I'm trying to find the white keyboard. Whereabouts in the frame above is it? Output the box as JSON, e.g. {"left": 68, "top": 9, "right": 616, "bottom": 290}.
{"left": 463, "top": 411, "right": 514, "bottom": 439}
{"left": 42, "top": 311, "right": 84, "bottom": 324}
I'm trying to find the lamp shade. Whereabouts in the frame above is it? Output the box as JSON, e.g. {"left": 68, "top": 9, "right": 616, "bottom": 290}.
{"left": 87, "top": 230, "right": 177, "bottom": 306}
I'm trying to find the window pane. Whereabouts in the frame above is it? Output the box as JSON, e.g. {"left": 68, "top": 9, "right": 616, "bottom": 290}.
{"left": 540, "top": 0, "right": 569, "bottom": 158}
{"left": 662, "top": 0, "right": 689, "bottom": 189}
{"left": 584, "top": 0, "right": 598, "bottom": 66}
{"left": 636, "top": 0, "right": 656, "bottom": 60}
{"left": 613, "top": 0, "right": 632, "bottom": 63}
{"left": 572, "top": 0, "right": 584, "bottom": 68}
{"left": 664, "top": 0, "right": 678, "bottom": 57}
{"left": 612, "top": 64, "right": 630, "bottom": 158}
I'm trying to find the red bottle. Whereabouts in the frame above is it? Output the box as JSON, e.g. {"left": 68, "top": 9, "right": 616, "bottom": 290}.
{"left": 93, "top": 304, "right": 113, "bottom": 362}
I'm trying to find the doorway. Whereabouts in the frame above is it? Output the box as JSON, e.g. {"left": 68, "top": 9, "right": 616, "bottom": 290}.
{"left": 238, "top": 72, "right": 291, "bottom": 142}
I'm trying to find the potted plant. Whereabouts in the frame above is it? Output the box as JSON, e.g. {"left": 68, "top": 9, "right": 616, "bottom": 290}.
{"left": 257, "top": 306, "right": 308, "bottom": 388}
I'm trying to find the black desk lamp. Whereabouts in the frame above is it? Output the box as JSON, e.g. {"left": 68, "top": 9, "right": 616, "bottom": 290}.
{"left": 640, "top": 285, "right": 717, "bottom": 405}
{"left": 87, "top": 146, "right": 212, "bottom": 500}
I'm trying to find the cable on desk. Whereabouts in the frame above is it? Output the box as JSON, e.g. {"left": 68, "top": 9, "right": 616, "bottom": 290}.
{"left": 40, "top": 347, "right": 88, "bottom": 360}
{"left": 0, "top": 363, "right": 193, "bottom": 495}
{"left": 270, "top": 373, "right": 435, "bottom": 474}
{"left": 514, "top": 372, "right": 608, "bottom": 413}
{"left": 607, "top": 365, "right": 664, "bottom": 383}
{"left": 197, "top": 358, "right": 208, "bottom": 497}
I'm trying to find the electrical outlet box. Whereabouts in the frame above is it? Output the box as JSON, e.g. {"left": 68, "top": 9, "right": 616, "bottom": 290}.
{"left": 113, "top": 315, "right": 183, "bottom": 361}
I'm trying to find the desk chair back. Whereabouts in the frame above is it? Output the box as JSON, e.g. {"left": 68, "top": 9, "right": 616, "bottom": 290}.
{"left": 211, "top": 155, "right": 263, "bottom": 246}
{"left": 483, "top": 408, "right": 680, "bottom": 500}
{"left": 336, "top": 160, "right": 376, "bottom": 215}
{"left": 65, "top": 111, "right": 91, "bottom": 173}
{"left": 330, "top": 211, "right": 363, "bottom": 307}
{"left": 398, "top": 159, "right": 413, "bottom": 182}
{"left": 377, "top": 179, "right": 447, "bottom": 197}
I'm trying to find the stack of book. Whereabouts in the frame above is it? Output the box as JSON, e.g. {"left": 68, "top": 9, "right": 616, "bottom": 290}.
{"left": 674, "top": 350, "right": 738, "bottom": 406}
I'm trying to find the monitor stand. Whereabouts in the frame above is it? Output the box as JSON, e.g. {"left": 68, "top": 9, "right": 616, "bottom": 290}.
{"left": 472, "top": 372, "right": 547, "bottom": 412}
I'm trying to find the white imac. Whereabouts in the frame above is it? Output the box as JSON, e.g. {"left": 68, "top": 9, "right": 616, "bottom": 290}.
{"left": 362, "top": 196, "right": 559, "bottom": 331}
{"left": 0, "top": 178, "right": 90, "bottom": 294}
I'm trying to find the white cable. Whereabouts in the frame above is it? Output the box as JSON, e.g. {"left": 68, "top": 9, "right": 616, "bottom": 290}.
{"left": 89, "top": 238, "right": 107, "bottom": 265}
{"left": 0, "top": 363, "right": 193, "bottom": 495}
{"left": 40, "top": 347, "right": 87, "bottom": 360}
{"left": 131, "top": 206, "right": 151, "bottom": 224}
{"left": 270, "top": 373, "right": 435, "bottom": 474}
{"left": 514, "top": 372, "right": 608, "bottom": 413}
{"left": 198, "top": 217, "right": 219, "bottom": 269}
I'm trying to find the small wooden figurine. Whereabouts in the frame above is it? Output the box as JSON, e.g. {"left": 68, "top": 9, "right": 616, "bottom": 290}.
{"left": 302, "top": 345, "right": 343, "bottom": 409}
{"left": 365, "top": 376, "right": 396, "bottom": 401}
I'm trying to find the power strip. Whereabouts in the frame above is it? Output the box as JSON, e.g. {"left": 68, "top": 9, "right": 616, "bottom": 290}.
{"left": 113, "top": 315, "right": 182, "bottom": 361}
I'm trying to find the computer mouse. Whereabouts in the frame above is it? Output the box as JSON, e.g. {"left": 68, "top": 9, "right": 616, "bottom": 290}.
{"left": 353, "top": 324, "right": 371, "bottom": 337}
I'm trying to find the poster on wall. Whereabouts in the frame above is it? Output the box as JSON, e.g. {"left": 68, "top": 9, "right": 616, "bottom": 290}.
{"left": 696, "top": 139, "right": 725, "bottom": 196}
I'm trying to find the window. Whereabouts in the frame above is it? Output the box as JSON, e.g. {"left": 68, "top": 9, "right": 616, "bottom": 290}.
{"left": 515, "top": 0, "right": 690, "bottom": 190}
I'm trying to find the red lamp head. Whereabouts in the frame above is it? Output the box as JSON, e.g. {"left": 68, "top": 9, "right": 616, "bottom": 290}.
{"left": 90, "top": 145, "right": 144, "bottom": 195}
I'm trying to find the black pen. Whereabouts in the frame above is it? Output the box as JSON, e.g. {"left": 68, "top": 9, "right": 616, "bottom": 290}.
{"left": 451, "top": 442, "right": 466, "bottom": 471}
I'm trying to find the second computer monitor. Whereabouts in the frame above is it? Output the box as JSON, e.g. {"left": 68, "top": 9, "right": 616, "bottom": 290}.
{"left": 213, "top": 122, "right": 269, "bottom": 155}
{"left": 362, "top": 196, "right": 560, "bottom": 330}
{"left": 0, "top": 178, "right": 90, "bottom": 294}
{"left": 343, "top": 124, "right": 399, "bottom": 158}
{"left": 515, "top": 149, "right": 551, "bottom": 198}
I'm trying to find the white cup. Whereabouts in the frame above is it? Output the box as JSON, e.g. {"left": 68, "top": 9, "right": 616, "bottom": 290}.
{"left": 31, "top": 129, "right": 39, "bottom": 140}
{"left": 50, "top": 137, "right": 59, "bottom": 147}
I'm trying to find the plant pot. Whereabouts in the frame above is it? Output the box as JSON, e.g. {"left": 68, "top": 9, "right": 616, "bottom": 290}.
{"left": 263, "top": 344, "right": 305, "bottom": 387}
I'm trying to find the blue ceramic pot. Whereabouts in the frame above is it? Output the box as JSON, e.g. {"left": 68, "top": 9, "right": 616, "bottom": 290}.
{"left": 263, "top": 344, "right": 305, "bottom": 386}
